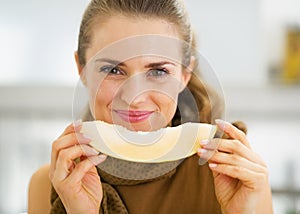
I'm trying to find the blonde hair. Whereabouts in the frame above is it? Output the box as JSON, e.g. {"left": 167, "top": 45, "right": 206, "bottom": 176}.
{"left": 77, "top": 0, "right": 224, "bottom": 125}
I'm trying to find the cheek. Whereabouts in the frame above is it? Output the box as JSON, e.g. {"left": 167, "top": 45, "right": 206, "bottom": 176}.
{"left": 96, "top": 87, "right": 113, "bottom": 105}
{"left": 88, "top": 80, "right": 119, "bottom": 116}
{"left": 153, "top": 93, "right": 178, "bottom": 117}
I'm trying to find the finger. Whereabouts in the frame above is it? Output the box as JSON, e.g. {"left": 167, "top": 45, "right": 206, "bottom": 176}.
{"left": 217, "top": 139, "right": 265, "bottom": 166}
{"left": 50, "top": 120, "right": 83, "bottom": 179}
{"left": 197, "top": 138, "right": 222, "bottom": 165}
{"left": 201, "top": 138, "right": 265, "bottom": 166}
{"left": 215, "top": 119, "right": 250, "bottom": 148}
{"left": 58, "top": 120, "right": 83, "bottom": 138}
{"left": 208, "top": 163, "right": 268, "bottom": 190}
{"left": 206, "top": 151, "right": 267, "bottom": 174}
{"left": 67, "top": 154, "right": 107, "bottom": 184}
{"left": 49, "top": 133, "right": 92, "bottom": 179}
{"left": 200, "top": 139, "right": 221, "bottom": 151}
{"left": 52, "top": 144, "right": 98, "bottom": 181}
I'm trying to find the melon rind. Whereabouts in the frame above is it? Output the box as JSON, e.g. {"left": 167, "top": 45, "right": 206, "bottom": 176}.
{"left": 80, "top": 121, "right": 217, "bottom": 163}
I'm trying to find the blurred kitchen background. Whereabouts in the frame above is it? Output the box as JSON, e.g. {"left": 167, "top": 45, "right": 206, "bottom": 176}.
{"left": 0, "top": 0, "right": 300, "bottom": 213}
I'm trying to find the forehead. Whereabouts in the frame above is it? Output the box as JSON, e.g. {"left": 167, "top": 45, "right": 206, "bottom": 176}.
{"left": 94, "top": 55, "right": 179, "bottom": 67}
{"left": 86, "top": 15, "right": 182, "bottom": 62}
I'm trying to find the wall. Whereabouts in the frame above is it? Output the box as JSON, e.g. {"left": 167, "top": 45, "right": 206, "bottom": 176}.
{"left": 0, "top": 0, "right": 300, "bottom": 213}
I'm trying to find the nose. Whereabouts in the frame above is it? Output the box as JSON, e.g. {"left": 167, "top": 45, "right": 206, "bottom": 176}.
{"left": 118, "top": 74, "right": 148, "bottom": 106}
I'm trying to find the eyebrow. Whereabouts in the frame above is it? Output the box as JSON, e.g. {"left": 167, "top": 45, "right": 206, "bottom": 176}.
{"left": 95, "top": 58, "right": 125, "bottom": 66}
{"left": 145, "top": 61, "right": 176, "bottom": 68}
{"left": 95, "top": 58, "right": 176, "bottom": 68}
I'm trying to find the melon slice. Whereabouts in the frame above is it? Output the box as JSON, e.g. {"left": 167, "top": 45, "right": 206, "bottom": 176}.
{"left": 80, "top": 121, "right": 217, "bottom": 163}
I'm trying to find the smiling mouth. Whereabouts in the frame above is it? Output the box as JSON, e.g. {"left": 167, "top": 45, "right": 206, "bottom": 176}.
{"left": 114, "top": 110, "right": 154, "bottom": 123}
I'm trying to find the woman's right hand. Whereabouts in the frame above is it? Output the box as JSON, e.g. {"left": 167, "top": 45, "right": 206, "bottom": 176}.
{"left": 49, "top": 120, "right": 107, "bottom": 214}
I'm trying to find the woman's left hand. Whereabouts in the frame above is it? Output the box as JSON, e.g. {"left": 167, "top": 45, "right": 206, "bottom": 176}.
{"left": 198, "top": 120, "right": 273, "bottom": 214}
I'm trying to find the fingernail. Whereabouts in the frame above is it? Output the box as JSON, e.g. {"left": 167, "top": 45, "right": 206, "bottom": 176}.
{"left": 215, "top": 119, "right": 226, "bottom": 125}
{"left": 76, "top": 133, "right": 92, "bottom": 144}
{"left": 198, "top": 157, "right": 208, "bottom": 165}
{"left": 82, "top": 134, "right": 92, "bottom": 141}
{"left": 95, "top": 154, "right": 107, "bottom": 164}
{"left": 91, "top": 149, "right": 99, "bottom": 155}
{"left": 82, "top": 146, "right": 99, "bottom": 155}
{"left": 215, "top": 119, "right": 227, "bottom": 130}
{"left": 98, "top": 154, "right": 107, "bottom": 159}
{"left": 73, "top": 119, "right": 82, "bottom": 128}
{"left": 209, "top": 163, "right": 218, "bottom": 168}
{"left": 89, "top": 154, "right": 107, "bottom": 165}
{"left": 197, "top": 148, "right": 208, "bottom": 154}
{"left": 200, "top": 139, "right": 209, "bottom": 145}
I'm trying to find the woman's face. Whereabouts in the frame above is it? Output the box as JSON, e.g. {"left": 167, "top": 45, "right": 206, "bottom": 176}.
{"left": 77, "top": 15, "right": 192, "bottom": 131}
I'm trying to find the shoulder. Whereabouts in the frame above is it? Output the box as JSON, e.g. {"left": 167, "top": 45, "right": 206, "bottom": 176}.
{"left": 28, "top": 164, "right": 52, "bottom": 214}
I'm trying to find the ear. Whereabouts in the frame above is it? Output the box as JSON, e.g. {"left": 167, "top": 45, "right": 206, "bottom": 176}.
{"left": 74, "top": 51, "right": 83, "bottom": 75}
{"left": 74, "top": 51, "right": 87, "bottom": 85}
{"left": 179, "top": 56, "right": 195, "bottom": 91}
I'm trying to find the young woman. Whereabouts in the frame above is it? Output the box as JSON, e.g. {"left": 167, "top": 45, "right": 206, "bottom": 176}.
{"left": 30, "top": 0, "right": 273, "bottom": 213}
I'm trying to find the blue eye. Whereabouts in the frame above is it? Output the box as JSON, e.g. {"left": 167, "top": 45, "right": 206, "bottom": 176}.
{"left": 148, "top": 68, "right": 169, "bottom": 78}
{"left": 99, "top": 65, "right": 123, "bottom": 75}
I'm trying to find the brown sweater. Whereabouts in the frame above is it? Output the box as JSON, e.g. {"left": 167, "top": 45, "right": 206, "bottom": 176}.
{"left": 51, "top": 154, "right": 222, "bottom": 214}
{"left": 113, "top": 155, "right": 221, "bottom": 214}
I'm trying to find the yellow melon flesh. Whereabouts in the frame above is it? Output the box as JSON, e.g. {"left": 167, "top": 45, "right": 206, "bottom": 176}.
{"left": 80, "top": 121, "right": 217, "bottom": 163}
